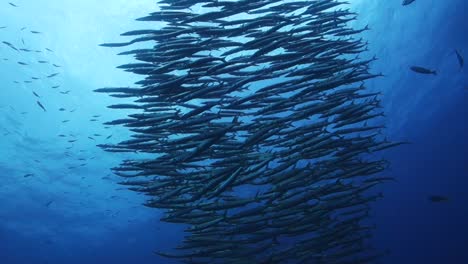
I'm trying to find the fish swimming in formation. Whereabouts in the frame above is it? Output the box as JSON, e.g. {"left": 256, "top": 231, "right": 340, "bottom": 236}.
{"left": 410, "top": 66, "right": 437, "bottom": 75}
{"left": 97, "top": 0, "right": 400, "bottom": 263}
{"left": 455, "top": 49, "right": 464, "bottom": 69}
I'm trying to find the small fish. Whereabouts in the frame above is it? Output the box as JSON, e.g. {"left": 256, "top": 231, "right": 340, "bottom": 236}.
{"left": 410, "top": 66, "right": 437, "bottom": 75}
{"left": 38, "top": 60, "right": 49, "bottom": 64}
{"left": 23, "top": 173, "right": 34, "bottom": 178}
{"left": 47, "top": 73, "right": 59, "bottom": 78}
{"left": 59, "top": 108, "right": 66, "bottom": 111}
{"left": 60, "top": 91, "right": 70, "bottom": 94}
{"left": 58, "top": 134, "right": 66, "bottom": 137}
{"left": 36, "top": 101, "right": 46, "bottom": 112}
{"left": 62, "top": 120, "right": 70, "bottom": 123}
{"left": 429, "top": 195, "right": 449, "bottom": 203}
{"left": 90, "top": 119, "right": 98, "bottom": 122}
{"left": 68, "top": 139, "right": 77, "bottom": 143}
{"left": 45, "top": 48, "right": 53, "bottom": 52}
{"left": 24, "top": 80, "right": 32, "bottom": 84}
{"left": 0, "top": 26, "right": 6, "bottom": 29}
{"left": 31, "top": 77, "right": 40, "bottom": 80}
{"left": 402, "top": 0, "right": 415, "bottom": 5}
{"left": 18, "top": 61, "right": 28, "bottom": 66}
{"left": 93, "top": 115, "right": 101, "bottom": 118}
{"left": 21, "top": 38, "right": 25, "bottom": 45}
{"left": 20, "top": 27, "right": 26, "bottom": 31}
{"left": 52, "top": 64, "right": 61, "bottom": 68}
{"left": 93, "top": 134, "right": 102, "bottom": 137}
{"left": 9, "top": 3, "right": 17, "bottom": 7}
{"left": 106, "top": 135, "right": 113, "bottom": 139}
{"left": 70, "top": 109, "right": 76, "bottom": 113}
{"left": 30, "top": 30, "right": 42, "bottom": 34}
{"left": 455, "top": 49, "right": 464, "bottom": 69}
{"left": 19, "top": 48, "right": 32, "bottom": 52}
{"left": 32, "top": 91, "right": 40, "bottom": 98}
{"left": 46, "top": 201, "right": 54, "bottom": 207}
{"left": 88, "top": 137, "right": 95, "bottom": 140}
{"left": 52, "top": 85, "right": 60, "bottom": 89}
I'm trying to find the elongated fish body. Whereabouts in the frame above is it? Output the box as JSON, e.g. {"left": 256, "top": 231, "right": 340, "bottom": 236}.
{"left": 402, "top": 0, "right": 416, "bottom": 5}
{"left": 455, "top": 49, "right": 464, "bottom": 68}
{"left": 410, "top": 66, "right": 437, "bottom": 75}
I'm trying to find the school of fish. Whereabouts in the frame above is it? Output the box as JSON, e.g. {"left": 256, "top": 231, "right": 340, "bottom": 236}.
{"left": 96, "top": 0, "right": 407, "bottom": 263}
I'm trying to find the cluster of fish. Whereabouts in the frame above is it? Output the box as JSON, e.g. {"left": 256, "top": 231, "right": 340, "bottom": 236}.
{"left": 98, "top": 0, "right": 399, "bottom": 263}
{"left": 1, "top": 2, "right": 64, "bottom": 112}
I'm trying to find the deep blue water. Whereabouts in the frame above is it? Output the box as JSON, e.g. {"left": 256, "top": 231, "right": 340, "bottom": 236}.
{"left": 1, "top": 1, "right": 467, "bottom": 263}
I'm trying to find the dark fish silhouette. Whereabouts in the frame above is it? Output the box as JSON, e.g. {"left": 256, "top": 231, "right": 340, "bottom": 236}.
{"left": 23, "top": 173, "right": 34, "bottom": 178}
{"left": 9, "top": 3, "right": 17, "bottom": 7}
{"left": 402, "top": 0, "right": 416, "bottom": 5}
{"left": 455, "top": 49, "right": 464, "bottom": 69}
{"left": 17, "top": 61, "right": 28, "bottom": 66}
{"left": 428, "top": 195, "right": 449, "bottom": 203}
{"left": 0, "top": 26, "right": 6, "bottom": 29}
{"left": 410, "top": 66, "right": 437, "bottom": 75}
{"left": 47, "top": 73, "right": 60, "bottom": 78}
{"left": 32, "top": 91, "right": 40, "bottom": 98}
{"left": 30, "top": 30, "right": 42, "bottom": 34}
{"left": 36, "top": 101, "right": 46, "bottom": 112}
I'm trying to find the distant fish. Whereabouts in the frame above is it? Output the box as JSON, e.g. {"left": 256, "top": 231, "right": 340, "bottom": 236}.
{"left": 402, "top": 0, "right": 416, "bottom": 5}
{"left": 0, "top": 26, "right": 6, "bottom": 29}
{"left": 455, "top": 49, "right": 464, "bottom": 69}
{"left": 23, "top": 173, "right": 34, "bottom": 178}
{"left": 59, "top": 108, "right": 66, "bottom": 111}
{"left": 428, "top": 195, "right": 449, "bottom": 203}
{"left": 17, "top": 61, "right": 28, "bottom": 66}
{"left": 62, "top": 120, "right": 70, "bottom": 123}
{"left": 47, "top": 73, "right": 59, "bottom": 78}
{"left": 52, "top": 85, "right": 60, "bottom": 89}
{"left": 9, "top": 3, "right": 17, "bottom": 7}
{"left": 19, "top": 48, "right": 31, "bottom": 52}
{"left": 36, "top": 101, "right": 46, "bottom": 112}
{"left": 60, "top": 90, "right": 70, "bottom": 94}
{"left": 46, "top": 48, "right": 54, "bottom": 52}
{"left": 52, "top": 64, "right": 61, "bottom": 68}
{"left": 20, "top": 27, "right": 26, "bottom": 31}
{"left": 410, "top": 66, "right": 437, "bottom": 75}
{"left": 88, "top": 137, "right": 95, "bottom": 140}
{"left": 32, "top": 91, "right": 40, "bottom": 98}
{"left": 31, "top": 77, "right": 40, "bottom": 80}
{"left": 30, "top": 30, "right": 42, "bottom": 34}
{"left": 106, "top": 135, "right": 113, "bottom": 139}
{"left": 45, "top": 200, "right": 54, "bottom": 207}
{"left": 21, "top": 38, "right": 25, "bottom": 45}
{"left": 38, "top": 60, "right": 49, "bottom": 64}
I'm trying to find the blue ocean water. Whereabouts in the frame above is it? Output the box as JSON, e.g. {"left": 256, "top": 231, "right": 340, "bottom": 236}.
{"left": 0, "top": 1, "right": 466, "bottom": 263}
